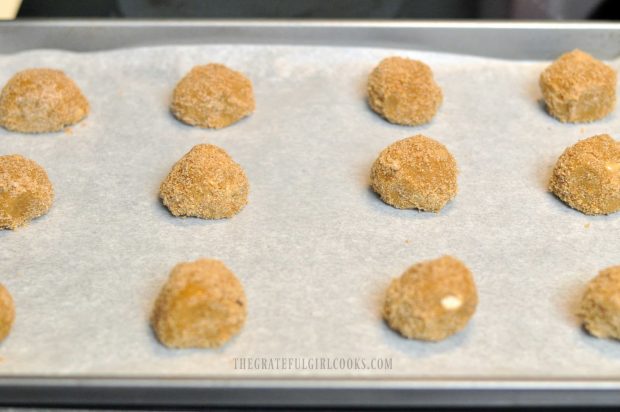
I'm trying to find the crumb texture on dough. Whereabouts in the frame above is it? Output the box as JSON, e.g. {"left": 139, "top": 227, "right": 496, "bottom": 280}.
{"left": 0, "top": 68, "right": 89, "bottom": 133}
{"left": 0, "top": 284, "right": 15, "bottom": 343}
{"left": 0, "top": 154, "right": 54, "bottom": 230}
{"left": 549, "top": 134, "right": 620, "bottom": 215}
{"left": 383, "top": 255, "right": 478, "bottom": 342}
{"left": 579, "top": 265, "right": 620, "bottom": 340}
{"left": 370, "top": 135, "right": 458, "bottom": 212}
{"left": 540, "top": 49, "right": 616, "bottom": 123}
{"left": 151, "top": 259, "right": 247, "bottom": 349}
{"left": 171, "top": 63, "right": 255, "bottom": 129}
{"left": 367, "top": 56, "right": 443, "bottom": 126}
{"left": 160, "top": 144, "right": 249, "bottom": 219}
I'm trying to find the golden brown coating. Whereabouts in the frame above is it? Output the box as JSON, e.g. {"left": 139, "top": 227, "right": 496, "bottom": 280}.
{"left": 540, "top": 49, "right": 616, "bottom": 123}
{"left": 170, "top": 64, "right": 255, "bottom": 129}
{"left": 160, "top": 144, "right": 249, "bottom": 219}
{"left": 367, "top": 56, "right": 443, "bottom": 126}
{"left": 0, "top": 155, "right": 54, "bottom": 230}
{"left": 0, "top": 68, "right": 89, "bottom": 133}
{"left": 579, "top": 265, "right": 620, "bottom": 340}
{"left": 151, "top": 259, "right": 247, "bottom": 349}
{"left": 0, "top": 284, "right": 15, "bottom": 343}
{"left": 370, "top": 135, "right": 458, "bottom": 212}
{"left": 383, "top": 256, "right": 477, "bottom": 342}
{"left": 549, "top": 134, "right": 620, "bottom": 215}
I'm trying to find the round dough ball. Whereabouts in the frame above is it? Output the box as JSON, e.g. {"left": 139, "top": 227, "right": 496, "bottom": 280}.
{"left": 540, "top": 49, "right": 616, "bottom": 123}
{"left": 549, "top": 134, "right": 620, "bottom": 215}
{"left": 170, "top": 64, "right": 255, "bottom": 129}
{"left": 160, "top": 144, "right": 249, "bottom": 219}
{"left": 383, "top": 256, "right": 477, "bottom": 342}
{"left": 370, "top": 135, "right": 457, "bottom": 212}
{"left": 0, "top": 68, "right": 89, "bottom": 133}
{"left": 0, "top": 154, "right": 54, "bottom": 230}
{"left": 579, "top": 265, "right": 620, "bottom": 340}
{"left": 367, "top": 56, "right": 443, "bottom": 126}
{"left": 0, "top": 284, "right": 15, "bottom": 343}
{"left": 151, "top": 259, "right": 247, "bottom": 349}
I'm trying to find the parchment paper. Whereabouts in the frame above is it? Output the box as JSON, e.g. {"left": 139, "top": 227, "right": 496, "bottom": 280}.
{"left": 0, "top": 45, "right": 619, "bottom": 379}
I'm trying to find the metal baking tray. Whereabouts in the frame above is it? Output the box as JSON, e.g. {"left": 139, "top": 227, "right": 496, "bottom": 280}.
{"left": 1, "top": 20, "right": 620, "bottom": 408}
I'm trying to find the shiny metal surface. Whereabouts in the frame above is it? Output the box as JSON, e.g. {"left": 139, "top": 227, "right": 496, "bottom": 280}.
{"left": 0, "top": 20, "right": 619, "bottom": 59}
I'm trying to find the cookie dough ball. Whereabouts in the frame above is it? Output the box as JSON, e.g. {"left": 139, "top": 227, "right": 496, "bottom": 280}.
{"left": 549, "top": 134, "right": 620, "bottom": 215}
{"left": 579, "top": 265, "right": 620, "bottom": 340}
{"left": 384, "top": 256, "right": 477, "bottom": 342}
{"left": 170, "top": 64, "right": 255, "bottom": 129}
{"left": 160, "top": 144, "right": 249, "bottom": 219}
{"left": 0, "top": 155, "right": 54, "bottom": 230}
{"left": 0, "top": 68, "right": 89, "bottom": 133}
{"left": 540, "top": 49, "right": 616, "bottom": 123}
{"left": 151, "top": 259, "right": 247, "bottom": 349}
{"left": 370, "top": 135, "right": 457, "bottom": 212}
{"left": 0, "top": 284, "right": 15, "bottom": 343}
{"left": 367, "top": 56, "right": 443, "bottom": 126}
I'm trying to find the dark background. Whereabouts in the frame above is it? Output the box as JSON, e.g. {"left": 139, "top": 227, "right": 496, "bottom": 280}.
{"left": 14, "top": 0, "right": 620, "bottom": 20}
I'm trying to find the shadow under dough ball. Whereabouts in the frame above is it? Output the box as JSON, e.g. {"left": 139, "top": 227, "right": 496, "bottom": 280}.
{"left": 367, "top": 56, "right": 442, "bottom": 126}
{"left": 370, "top": 135, "right": 458, "bottom": 212}
{"left": 0, "top": 154, "right": 54, "bottom": 230}
{"left": 579, "top": 265, "right": 620, "bottom": 340}
{"left": 0, "top": 68, "right": 89, "bottom": 133}
{"left": 383, "top": 256, "right": 478, "bottom": 342}
{"left": 549, "top": 134, "right": 620, "bottom": 215}
{"left": 540, "top": 49, "right": 616, "bottom": 123}
{"left": 170, "top": 64, "right": 255, "bottom": 129}
{"left": 160, "top": 144, "right": 249, "bottom": 219}
{"left": 151, "top": 259, "right": 247, "bottom": 349}
{"left": 0, "top": 284, "right": 14, "bottom": 343}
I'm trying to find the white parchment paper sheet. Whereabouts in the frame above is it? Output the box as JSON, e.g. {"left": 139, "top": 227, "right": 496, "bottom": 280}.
{"left": 0, "top": 45, "right": 619, "bottom": 379}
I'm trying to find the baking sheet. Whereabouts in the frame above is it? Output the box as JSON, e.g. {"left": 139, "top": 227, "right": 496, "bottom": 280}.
{"left": 0, "top": 44, "right": 619, "bottom": 380}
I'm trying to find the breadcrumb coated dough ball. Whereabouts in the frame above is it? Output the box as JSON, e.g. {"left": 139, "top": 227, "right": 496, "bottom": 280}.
{"left": 540, "top": 49, "right": 616, "bottom": 123}
{"left": 0, "top": 68, "right": 89, "bottom": 133}
{"left": 367, "top": 56, "right": 443, "bottom": 126}
{"left": 0, "top": 155, "right": 54, "bottom": 230}
{"left": 0, "top": 284, "right": 15, "bottom": 343}
{"left": 160, "top": 144, "right": 249, "bottom": 219}
{"left": 579, "top": 265, "right": 620, "bottom": 340}
{"left": 370, "top": 135, "right": 457, "bottom": 212}
{"left": 549, "top": 134, "right": 620, "bottom": 215}
{"left": 383, "top": 256, "right": 477, "bottom": 342}
{"left": 151, "top": 259, "right": 247, "bottom": 349}
{"left": 171, "top": 64, "right": 255, "bottom": 129}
